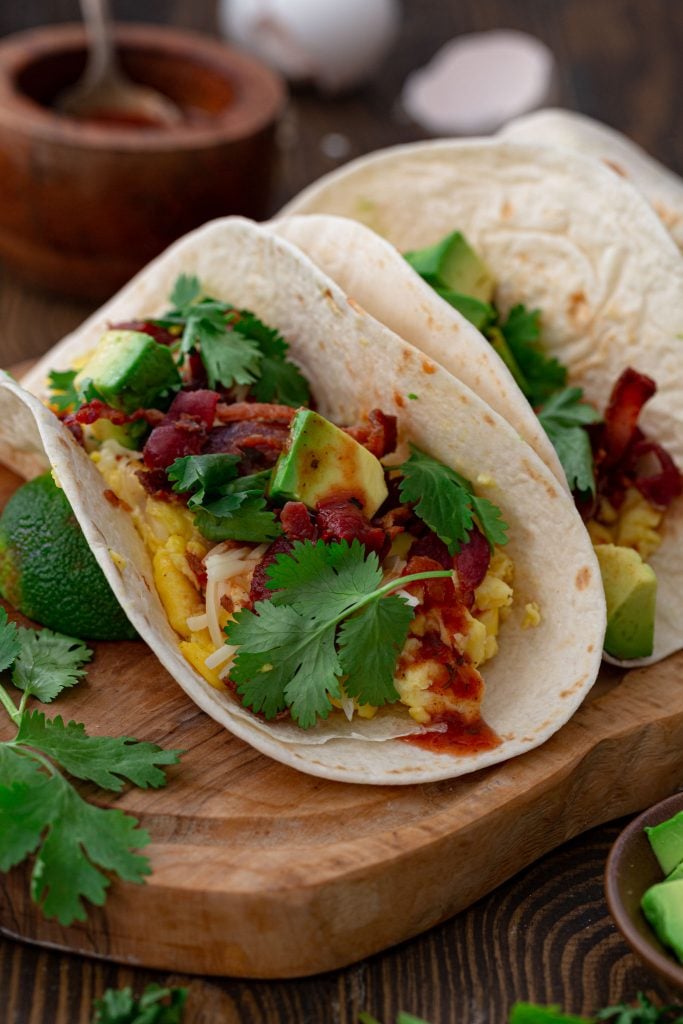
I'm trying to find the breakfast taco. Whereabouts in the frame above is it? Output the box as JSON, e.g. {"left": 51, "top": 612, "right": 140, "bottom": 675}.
{"left": 0, "top": 216, "right": 604, "bottom": 784}
{"left": 277, "top": 140, "right": 683, "bottom": 665}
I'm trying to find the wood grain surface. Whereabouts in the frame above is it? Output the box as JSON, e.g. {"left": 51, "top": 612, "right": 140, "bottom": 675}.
{"left": 1, "top": 0, "right": 683, "bottom": 1021}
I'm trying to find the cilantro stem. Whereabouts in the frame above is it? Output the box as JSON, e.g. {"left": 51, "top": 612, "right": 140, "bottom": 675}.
{"left": 0, "top": 681, "right": 20, "bottom": 725}
{"left": 6, "top": 741, "right": 59, "bottom": 778}
{"left": 325, "top": 569, "right": 452, "bottom": 631}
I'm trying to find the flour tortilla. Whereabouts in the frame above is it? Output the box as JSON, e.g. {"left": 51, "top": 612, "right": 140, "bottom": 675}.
{"left": 500, "top": 108, "right": 683, "bottom": 253}
{"left": 280, "top": 140, "right": 683, "bottom": 665}
{"left": 0, "top": 216, "right": 604, "bottom": 784}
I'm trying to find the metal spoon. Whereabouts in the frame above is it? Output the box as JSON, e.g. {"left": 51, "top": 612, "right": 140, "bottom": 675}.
{"left": 56, "top": 0, "right": 182, "bottom": 125}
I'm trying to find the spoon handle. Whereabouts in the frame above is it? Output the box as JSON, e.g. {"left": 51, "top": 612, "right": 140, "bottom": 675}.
{"left": 80, "top": 0, "right": 118, "bottom": 86}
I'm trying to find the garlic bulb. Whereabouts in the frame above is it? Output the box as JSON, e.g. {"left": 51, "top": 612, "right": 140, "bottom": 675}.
{"left": 219, "top": 0, "right": 400, "bottom": 94}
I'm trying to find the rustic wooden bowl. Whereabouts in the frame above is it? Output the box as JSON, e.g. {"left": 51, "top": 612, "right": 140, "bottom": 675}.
{"left": 0, "top": 23, "right": 286, "bottom": 300}
{"left": 605, "top": 791, "right": 683, "bottom": 993}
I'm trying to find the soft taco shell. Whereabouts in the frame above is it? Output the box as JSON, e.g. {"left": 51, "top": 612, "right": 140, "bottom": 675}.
{"left": 280, "top": 140, "right": 683, "bottom": 664}
{"left": 500, "top": 108, "right": 683, "bottom": 253}
{"left": 1, "top": 216, "right": 604, "bottom": 784}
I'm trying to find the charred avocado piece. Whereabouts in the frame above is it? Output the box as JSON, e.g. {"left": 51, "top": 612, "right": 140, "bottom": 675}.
{"left": 594, "top": 543, "right": 656, "bottom": 660}
{"left": 75, "top": 329, "right": 180, "bottom": 415}
{"left": 269, "top": 409, "right": 388, "bottom": 516}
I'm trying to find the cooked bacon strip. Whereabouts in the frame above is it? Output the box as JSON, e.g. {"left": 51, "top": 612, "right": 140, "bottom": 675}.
{"left": 143, "top": 422, "right": 205, "bottom": 469}
{"left": 454, "top": 527, "right": 491, "bottom": 604}
{"left": 280, "top": 501, "right": 318, "bottom": 541}
{"left": 628, "top": 439, "right": 683, "bottom": 507}
{"left": 166, "top": 389, "right": 219, "bottom": 428}
{"left": 249, "top": 536, "right": 294, "bottom": 604}
{"left": 345, "top": 409, "right": 398, "bottom": 458}
{"left": 409, "top": 532, "right": 450, "bottom": 568}
{"left": 602, "top": 368, "right": 656, "bottom": 465}
{"left": 111, "top": 319, "right": 178, "bottom": 347}
{"left": 316, "top": 496, "right": 387, "bottom": 557}
{"left": 216, "top": 402, "right": 297, "bottom": 424}
{"left": 186, "top": 550, "right": 208, "bottom": 590}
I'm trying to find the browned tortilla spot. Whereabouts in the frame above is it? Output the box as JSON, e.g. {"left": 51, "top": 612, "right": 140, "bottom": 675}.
{"left": 522, "top": 459, "right": 557, "bottom": 499}
{"left": 347, "top": 296, "right": 365, "bottom": 315}
{"left": 567, "top": 290, "right": 588, "bottom": 324}
{"left": 501, "top": 200, "right": 514, "bottom": 220}
{"left": 421, "top": 360, "right": 436, "bottom": 374}
{"left": 603, "top": 159, "right": 628, "bottom": 177}
{"left": 575, "top": 566, "right": 591, "bottom": 590}
{"left": 560, "top": 675, "right": 588, "bottom": 699}
{"left": 393, "top": 391, "right": 405, "bottom": 408}
{"left": 483, "top": 413, "right": 495, "bottom": 426}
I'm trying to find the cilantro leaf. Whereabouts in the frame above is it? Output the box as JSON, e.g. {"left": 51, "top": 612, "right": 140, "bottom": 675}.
{"left": 47, "top": 368, "right": 80, "bottom": 412}
{"left": 169, "top": 273, "right": 201, "bottom": 311}
{"left": 0, "top": 607, "right": 20, "bottom": 673}
{"left": 236, "top": 311, "right": 311, "bottom": 407}
{"left": 267, "top": 538, "right": 383, "bottom": 618}
{"left": 11, "top": 629, "right": 92, "bottom": 702}
{"left": 227, "top": 540, "right": 451, "bottom": 728}
{"left": 0, "top": 771, "right": 55, "bottom": 871}
{"left": 92, "top": 983, "right": 188, "bottom": 1024}
{"left": 16, "top": 712, "right": 181, "bottom": 791}
{"left": 167, "top": 453, "right": 240, "bottom": 507}
{"left": 168, "top": 454, "right": 281, "bottom": 543}
{"left": 595, "top": 994, "right": 683, "bottom": 1024}
{"left": 509, "top": 1005, "right": 590, "bottom": 1024}
{"left": 200, "top": 327, "right": 263, "bottom": 389}
{"left": 433, "top": 286, "right": 497, "bottom": 332}
{"left": 229, "top": 600, "right": 342, "bottom": 725}
{"left": 500, "top": 305, "right": 567, "bottom": 406}
{"left": 338, "top": 597, "right": 411, "bottom": 706}
{"left": 31, "top": 775, "right": 151, "bottom": 925}
{"left": 397, "top": 446, "right": 508, "bottom": 553}
{"left": 0, "top": 744, "right": 45, "bottom": 787}
{"left": 538, "top": 388, "right": 602, "bottom": 497}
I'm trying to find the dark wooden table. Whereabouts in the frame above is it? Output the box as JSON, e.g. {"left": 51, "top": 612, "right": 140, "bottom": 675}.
{"left": 1, "top": 2, "right": 683, "bottom": 1021}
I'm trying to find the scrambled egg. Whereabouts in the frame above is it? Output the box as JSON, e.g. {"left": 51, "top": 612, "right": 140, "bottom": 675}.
{"left": 587, "top": 487, "right": 663, "bottom": 561}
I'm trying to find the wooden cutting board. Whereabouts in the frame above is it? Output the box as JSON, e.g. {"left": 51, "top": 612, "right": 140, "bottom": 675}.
{"left": 0, "top": 458, "right": 682, "bottom": 980}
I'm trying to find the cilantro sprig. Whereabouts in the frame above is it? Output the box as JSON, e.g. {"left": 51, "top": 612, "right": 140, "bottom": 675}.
{"left": 226, "top": 539, "right": 451, "bottom": 729}
{"left": 359, "top": 996, "right": 683, "bottom": 1024}
{"left": 397, "top": 446, "right": 508, "bottom": 554}
{"left": 157, "top": 275, "right": 310, "bottom": 406}
{"left": 0, "top": 609, "right": 182, "bottom": 926}
{"left": 538, "top": 387, "right": 602, "bottom": 497}
{"left": 167, "top": 453, "right": 281, "bottom": 543}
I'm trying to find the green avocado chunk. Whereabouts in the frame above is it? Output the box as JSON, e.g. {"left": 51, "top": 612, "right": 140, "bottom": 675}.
{"left": 642, "top": 878, "right": 683, "bottom": 963}
{"left": 75, "top": 329, "right": 180, "bottom": 414}
{"left": 646, "top": 811, "right": 683, "bottom": 875}
{"left": 404, "top": 230, "right": 496, "bottom": 303}
{"left": 594, "top": 543, "right": 656, "bottom": 660}
{"left": 269, "top": 409, "right": 388, "bottom": 516}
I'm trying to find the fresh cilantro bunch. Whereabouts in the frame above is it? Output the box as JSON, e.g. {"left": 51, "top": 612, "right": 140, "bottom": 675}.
{"left": 509, "top": 995, "right": 683, "bottom": 1024}
{"left": 226, "top": 539, "right": 451, "bottom": 729}
{"left": 157, "top": 275, "right": 310, "bottom": 406}
{"left": 0, "top": 609, "right": 182, "bottom": 925}
{"left": 167, "top": 453, "right": 281, "bottom": 543}
{"left": 397, "top": 446, "right": 508, "bottom": 554}
{"left": 91, "top": 983, "right": 187, "bottom": 1024}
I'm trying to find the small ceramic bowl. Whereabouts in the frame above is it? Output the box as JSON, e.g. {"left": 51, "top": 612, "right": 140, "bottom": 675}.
{"left": 606, "top": 791, "right": 683, "bottom": 991}
{"left": 0, "top": 23, "right": 286, "bottom": 299}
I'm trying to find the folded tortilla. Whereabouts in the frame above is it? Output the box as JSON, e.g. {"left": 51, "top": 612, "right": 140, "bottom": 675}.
{"left": 499, "top": 108, "right": 683, "bottom": 254}
{"left": 278, "top": 140, "right": 683, "bottom": 665}
{"left": 0, "top": 216, "right": 604, "bottom": 784}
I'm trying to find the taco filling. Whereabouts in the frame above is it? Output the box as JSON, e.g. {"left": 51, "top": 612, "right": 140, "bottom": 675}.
{"left": 402, "top": 230, "right": 683, "bottom": 660}
{"left": 45, "top": 274, "right": 525, "bottom": 752}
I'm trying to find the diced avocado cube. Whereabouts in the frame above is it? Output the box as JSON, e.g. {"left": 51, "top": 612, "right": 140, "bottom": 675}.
{"left": 594, "top": 544, "right": 656, "bottom": 660}
{"left": 646, "top": 811, "right": 683, "bottom": 875}
{"left": 89, "top": 417, "right": 147, "bottom": 450}
{"left": 642, "top": 878, "right": 683, "bottom": 963}
{"left": 75, "top": 329, "right": 180, "bottom": 414}
{"left": 404, "top": 231, "right": 496, "bottom": 303}
{"left": 269, "top": 409, "right": 388, "bottom": 516}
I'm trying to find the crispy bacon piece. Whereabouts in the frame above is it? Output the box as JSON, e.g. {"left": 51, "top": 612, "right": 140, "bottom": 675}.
{"left": 204, "top": 421, "right": 290, "bottom": 472}
{"left": 166, "top": 389, "right": 219, "bottom": 428}
{"left": 73, "top": 400, "right": 128, "bottom": 426}
{"left": 316, "top": 496, "right": 387, "bottom": 557}
{"left": 143, "top": 421, "right": 205, "bottom": 469}
{"left": 216, "top": 402, "right": 297, "bottom": 424}
{"left": 628, "top": 438, "right": 683, "bottom": 507}
{"left": 409, "top": 532, "right": 450, "bottom": 568}
{"left": 280, "top": 502, "right": 318, "bottom": 541}
{"left": 249, "top": 536, "right": 294, "bottom": 604}
{"left": 345, "top": 409, "right": 398, "bottom": 458}
{"left": 453, "top": 527, "right": 491, "bottom": 604}
{"left": 602, "top": 368, "right": 657, "bottom": 465}
{"left": 111, "top": 319, "right": 178, "bottom": 347}
{"left": 136, "top": 468, "right": 175, "bottom": 499}
{"left": 186, "top": 550, "right": 207, "bottom": 590}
